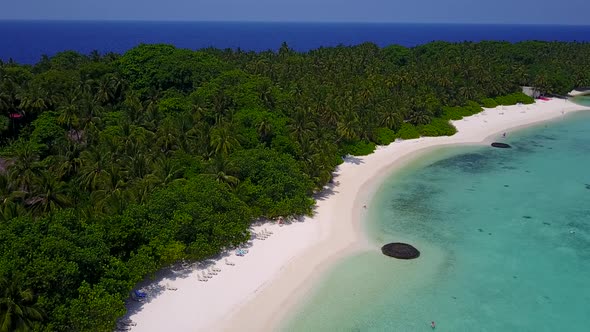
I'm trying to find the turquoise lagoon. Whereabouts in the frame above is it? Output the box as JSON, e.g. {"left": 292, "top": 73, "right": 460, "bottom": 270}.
{"left": 284, "top": 110, "right": 590, "bottom": 331}
{"left": 572, "top": 95, "right": 590, "bottom": 107}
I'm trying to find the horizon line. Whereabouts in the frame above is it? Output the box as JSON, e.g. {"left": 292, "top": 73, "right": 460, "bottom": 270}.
{"left": 0, "top": 19, "right": 589, "bottom": 27}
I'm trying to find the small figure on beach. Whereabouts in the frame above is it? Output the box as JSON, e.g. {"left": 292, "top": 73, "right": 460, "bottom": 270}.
{"left": 502, "top": 132, "right": 506, "bottom": 138}
{"left": 363, "top": 204, "right": 367, "bottom": 209}
{"left": 431, "top": 321, "right": 436, "bottom": 329}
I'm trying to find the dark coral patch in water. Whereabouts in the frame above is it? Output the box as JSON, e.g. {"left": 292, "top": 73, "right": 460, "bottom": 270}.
{"left": 381, "top": 243, "right": 420, "bottom": 259}
{"left": 491, "top": 142, "right": 511, "bottom": 148}
{"left": 429, "top": 152, "right": 494, "bottom": 174}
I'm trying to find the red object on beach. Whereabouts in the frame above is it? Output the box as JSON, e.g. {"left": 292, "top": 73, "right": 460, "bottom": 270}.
{"left": 9, "top": 113, "right": 23, "bottom": 119}
{"left": 539, "top": 96, "right": 551, "bottom": 101}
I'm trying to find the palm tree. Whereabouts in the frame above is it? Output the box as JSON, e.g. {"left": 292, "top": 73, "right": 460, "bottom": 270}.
{"left": 123, "top": 93, "right": 144, "bottom": 124}
{"left": 52, "top": 143, "right": 83, "bottom": 179}
{"left": 57, "top": 93, "right": 80, "bottom": 131}
{"left": 95, "top": 75, "right": 116, "bottom": 105}
{"left": 458, "top": 84, "right": 479, "bottom": 103}
{"left": 78, "top": 147, "right": 112, "bottom": 191}
{"left": 207, "top": 156, "right": 239, "bottom": 188}
{"left": 0, "top": 93, "right": 10, "bottom": 116}
{"left": 0, "top": 115, "right": 8, "bottom": 134}
{"left": 18, "top": 87, "right": 52, "bottom": 116}
{"left": 90, "top": 165, "right": 131, "bottom": 214}
{"left": 123, "top": 146, "right": 150, "bottom": 179}
{"left": 150, "top": 157, "right": 183, "bottom": 186}
{"left": 257, "top": 118, "right": 273, "bottom": 145}
{"left": 0, "top": 277, "right": 44, "bottom": 332}
{"left": 336, "top": 112, "right": 361, "bottom": 141}
{"left": 288, "top": 106, "right": 314, "bottom": 142}
{"left": 7, "top": 140, "right": 42, "bottom": 193}
{"left": 0, "top": 201, "right": 27, "bottom": 223}
{"left": 0, "top": 170, "right": 27, "bottom": 219}
{"left": 378, "top": 104, "right": 403, "bottom": 130}
{"left": 258, "top": 81, "right": 275, "bottom": 109}
{"left": 186, "top": 121, "right": 210, "bottom": 157}
{"left": 28, "top": 171, "right": 71, "bottom": 215}
{"left": 133, "top": 175, "right": 160, "bottom": 204}
{"left": 155, "top": 117, "right": 180, "bottom": 153}
{"left": 89, "top": 49, "right": 101, "bottom": 62}
{"left": 209, "top": 125, "right": 240, "bottom": 157}
{"left": 408, "top": 108, "right": 431, "bottom": 126}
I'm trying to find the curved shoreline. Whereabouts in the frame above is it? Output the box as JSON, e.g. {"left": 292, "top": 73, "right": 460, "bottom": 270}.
{"left": 128, "top": 99, "right": 590, "bottom": 332}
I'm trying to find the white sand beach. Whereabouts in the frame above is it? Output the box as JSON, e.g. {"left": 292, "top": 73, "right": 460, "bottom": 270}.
{"left": 127, "top": 99, "right": 590, "bottom": 332}
{"left": 568, "top": 89, "right": 589, "bottom": 96}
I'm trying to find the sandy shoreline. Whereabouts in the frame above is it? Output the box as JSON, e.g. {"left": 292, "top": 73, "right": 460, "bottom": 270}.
{"left": 127, "top": 99, "right": 590, "bottom": 332}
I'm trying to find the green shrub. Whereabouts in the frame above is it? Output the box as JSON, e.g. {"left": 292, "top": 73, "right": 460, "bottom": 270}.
{"left": 480, "top": 98, "right": 498, "bottom": 108}
{"left": 372, "top": 127, "right": 397, "bottom": 145}
{"left": 30, "top": 111, "right": 66, "bottom": 148}
{"left": 340, "top": 140, "right": 376, "bottom": 156}
{"left": 442, "top": 102, "right": 482, "bottom": 120}
{"left": 0, "top": 115, "right": 9, "bottom": 133}
{"left": 418, "top": 118, "right": 457, "bottom": 137}
{"left": 442, "top": 106, "right": 463, "bottom": 120}
{"left": 395, "top": 123, "right": 420, "bottom": 139}
{"left": 158, "top": 97, "right": 192, "bottom": 114}
{"left": 494, "top": 92, "right": 534, "bottom": 106}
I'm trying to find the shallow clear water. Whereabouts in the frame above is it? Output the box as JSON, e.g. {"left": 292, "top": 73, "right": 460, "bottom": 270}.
{"left": 571, "top": 96, "right": 590, "bottom": 107}
{"left": 284, "top": 111, "right": 590, "bottom": 331}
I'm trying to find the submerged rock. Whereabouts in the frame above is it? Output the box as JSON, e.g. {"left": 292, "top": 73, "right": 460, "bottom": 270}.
{"left": 381, "top": 243, "right": 420, "bottom": 259}
{"left": 491, "top": 142, "right": 511, "bottom": 148}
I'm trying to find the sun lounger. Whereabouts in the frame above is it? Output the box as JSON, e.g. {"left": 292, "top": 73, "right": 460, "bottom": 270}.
{"left": 225, "top": 258, "right": 235, "bottom": 266}
{"left": 116, "top": 319, "right": 137, "bottom": 331}
{"left": 119, "top": 319, "right": 136, "bottom": 326}
{"left": 134, "top": 290, "right": 147, "bottom": 298}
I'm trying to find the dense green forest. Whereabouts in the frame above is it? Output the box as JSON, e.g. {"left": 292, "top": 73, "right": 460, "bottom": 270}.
{"left": 1, "top": 40, "right": 589, "bottom": 331}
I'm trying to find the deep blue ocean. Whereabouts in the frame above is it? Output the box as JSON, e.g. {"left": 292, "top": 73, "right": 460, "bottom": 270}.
{"left": 1, "top": 21, "right": 590, "bottom": 64}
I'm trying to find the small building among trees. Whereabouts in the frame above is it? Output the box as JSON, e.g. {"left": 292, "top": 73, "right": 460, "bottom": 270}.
{"left": 522, "top": 86, "right": 541, "bottom": 98}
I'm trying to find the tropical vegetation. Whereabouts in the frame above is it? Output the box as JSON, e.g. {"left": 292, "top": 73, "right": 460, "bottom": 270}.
{"left": 0, "top": 40, "right": 589, "bottom": 331}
